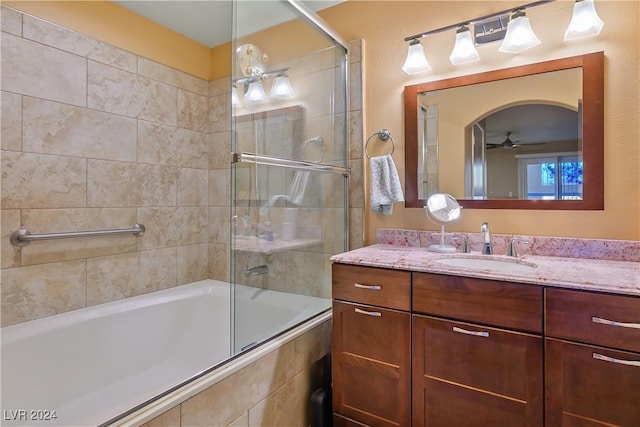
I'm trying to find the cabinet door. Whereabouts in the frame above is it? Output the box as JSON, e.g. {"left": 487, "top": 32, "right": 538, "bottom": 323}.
{"left": 546, "top": 338, "right": 640, "bottom": 426}
{"left": 333, "top": 301, "right": 411, "bottom": 427}
{"left": 412, "top": 315, "right": 543, "bottom": 427}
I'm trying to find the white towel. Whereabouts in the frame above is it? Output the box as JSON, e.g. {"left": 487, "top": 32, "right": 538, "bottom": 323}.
{"left": 369, "top": 154, "right": 404, "bottom": 215}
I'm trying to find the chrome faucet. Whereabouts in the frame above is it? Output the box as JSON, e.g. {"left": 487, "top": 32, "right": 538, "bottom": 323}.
{"left": 480, "top": 222, "right": 493, "bottom": 255}
{"left": 506, "top": 237, "right": 529, "bottom": 257}
{"left": 231, "top": 214, "right": 250, "bottom": 236}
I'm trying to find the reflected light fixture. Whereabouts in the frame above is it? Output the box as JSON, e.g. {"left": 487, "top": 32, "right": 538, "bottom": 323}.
{"left": 270, "top": 73, "right": 295, "bottom": 98}
{"left": 499, "top": 9, "right": 541, "bottom": 53}
{"left": 245, "top": 79, "right": 266, "bottom": 102}
{"left": 564, "top": 0, "right": 604, "bottom": 40}
{"left": 231, "top": 84, "right": 239, "bottom": 105}
{"left": 449, "top": 25, "right": 480, "bottom": 65}
{"left": 402, "top": 39, "right": 431, "bottom": 74}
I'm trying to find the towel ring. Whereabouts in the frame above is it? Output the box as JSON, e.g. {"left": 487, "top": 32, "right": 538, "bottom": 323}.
{"left": 365, "top": 129, "right": 395, "bottom": 159}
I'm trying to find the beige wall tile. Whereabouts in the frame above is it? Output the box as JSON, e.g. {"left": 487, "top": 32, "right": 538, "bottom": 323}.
{"left": 0, "top": 6, "right": 22, "bottom": 36}
{"left": 180, "top": 341, "right": 296, "bottom": 427}
{"left": 20, "top": 208, "right": 137, "bottom": 266}
{"left": 1, "top": 91, "right": 22, "bottom": 151}
{"left": 178, "top": 168, "right": 209, "bottom": 206}
{"left": 141, "top": 404, "right": 181, "bottom": 427}
{"left": 177, "top": 243, "right": 209, "bottom": 285}
{"left": 208, "top": 169, "right": 229, "bottom": 207}
{"left": 208, "top": 243, "right": 228, "bottom": 282}
{"left": 138, "top": 164, "right": 178, "bottom": 206}
{"left": 175, "top": 129, "right": 209, "bottom": 170}
{"left": 209, "top": 94, "right": 229, "bottom": 133}
{"left": 349, "top": 110, "right": 364, "bottom": 160}
{"left": 1, "top": 209, "right": 21, "bottom": 268}
{"left": 286, "top": 251, "right": 331, "bottom": 298}
{"left": 137, "top": 207, "right": 180, "bottom": 250}
{"left": 293, "top": 319, "right": 332, "bottom": 375}
{"left": 177, "top": 207, "right": 208, "bottom": 245}
{"left": 209, "top": 131, "right": 231, "bottom": 170}
{"left": 209, "top": 78, "right": 230, "bottom": 97}
{"left": 208, "top": 207, "right": 230, "bottom": 244}
{"left": 23, "top": 97, "right": 137, "bottom": 161}
{"left": 139, "top": 57, "right": 208, "bottom": 96}
{"left": 248, "top": 370, "right": 310, "bottom": 427}
{"left": 226, "top": 412, "right": 248, "bottom": 427}
{"left": 138, "top": 121, "right": 209, "bottom": 169}
{"left": 140, "top": 247, "right": 178, "bottom": 291}
{"left": 1, "top": 260, "right": 86, "bottom": 326}
{"left": 88, "top": 60, "right": 177, "bottom": 125}
{"left": 1, "top": 32, "right": 86, "bottom": 106}
{"left": 349, "top": 59, "right": 363, "bottom": 112}
{"left": 86, "top": 252, "right": 159, "bottom": 306}
{"left": 1, "top": 151, "right": 86, "bottom": 209}
{"left": 349, "top": 158, "right": 364, "bottom": 208}
{"left": 349, "top": 39, "right": 363, "bottom": 64}
{"left": 178, "top": 89, "right": 209, "bottom": 132}
{"left": 22, "top": 15, "right": 137, "bottom": 72}
{"left": 349, "top": 207, "right": 364, "bottom": 250}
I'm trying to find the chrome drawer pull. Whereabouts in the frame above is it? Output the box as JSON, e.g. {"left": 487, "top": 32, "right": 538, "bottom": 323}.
{"left": 354, "top": 308, "right": 381, "bottom": 317}
{"left": 354, "top": 283, "right": 381, "bottom": 291}
{"left": 592, "top": 316, "right": 640, "bottom": 330}
{"left": 452, "top": 326, "right": 489, "bottom": 337}
{"left": 593, "top": 353, "right": 640, "bottom": 367}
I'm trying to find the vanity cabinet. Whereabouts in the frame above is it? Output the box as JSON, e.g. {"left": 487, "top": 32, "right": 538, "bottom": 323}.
{"left": 412, "top": 273, "right": 543, "bottom": 427}
{"left": 332, "top": 264, "right": 411, "bottom": 427}
{"left": 545, "top": 288, "right": 640, "bottom": 426}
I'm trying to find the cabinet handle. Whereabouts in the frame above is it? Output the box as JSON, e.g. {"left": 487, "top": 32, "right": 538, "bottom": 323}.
{"left": 592, "top": 316, "right": 640, "bottom": 330}
{"left": 354, "top": 283, "right": 381, "bottom": 291}
{"left": 452, "top": 326, "right": 489, "bottom": 337}
{"left": 354, "top": 308, "right": 381, "bottom": 317}
{"left": 593, "top": 353, "right": 640, "bottom": 367}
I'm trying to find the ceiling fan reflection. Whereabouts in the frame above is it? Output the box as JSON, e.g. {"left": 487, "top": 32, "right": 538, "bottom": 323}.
{"left": 486, "top": 131, "right": 546, "bottom": 149}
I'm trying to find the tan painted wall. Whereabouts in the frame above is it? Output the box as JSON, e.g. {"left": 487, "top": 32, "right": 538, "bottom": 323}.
{"left": 319, "top": 0, "right": 640, "bottom": 242}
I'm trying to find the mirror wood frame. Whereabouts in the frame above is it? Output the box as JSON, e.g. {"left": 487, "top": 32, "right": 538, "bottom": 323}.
{"left": 404, "top": 51, "right": 604, "bottom": 210}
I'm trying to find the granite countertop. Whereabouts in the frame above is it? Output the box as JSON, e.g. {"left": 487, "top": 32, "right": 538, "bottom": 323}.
{"left": 330, "top": 244, "right": 640, "bottom": 297}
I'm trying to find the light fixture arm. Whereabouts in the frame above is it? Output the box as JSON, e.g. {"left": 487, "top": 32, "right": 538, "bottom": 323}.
{"left": 404, "top": 0, "right": 555, "bottom": 42}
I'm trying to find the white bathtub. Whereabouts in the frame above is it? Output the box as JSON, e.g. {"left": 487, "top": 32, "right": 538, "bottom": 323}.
{"left": 0, "top": 279, "right": 331, "bottom": 427}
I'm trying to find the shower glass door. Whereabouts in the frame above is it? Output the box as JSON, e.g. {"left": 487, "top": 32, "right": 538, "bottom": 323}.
{"left": 230, "top": 0, "right": 348, "bottom": 354}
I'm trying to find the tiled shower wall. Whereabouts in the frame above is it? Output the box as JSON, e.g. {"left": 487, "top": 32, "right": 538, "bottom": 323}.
{"left": 0, "top": 7, "right": 222, "bottom": 327}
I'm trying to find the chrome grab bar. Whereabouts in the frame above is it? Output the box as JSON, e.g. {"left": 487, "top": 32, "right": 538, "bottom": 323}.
{"left": 453, "top": 326, "right": 489, "bottom": 337}
{"left": 354, "top": 308, "right": 382, "bottom": 317}
{"left": 592, "top": 316, "right": 640, "bottom": 330}
{"left": 354, "top": 283, "right": 381, "bottom": 291}
{"left": 10, "top": 224, "right": 146, "bottom": 247}
{"left": 593, "top": 353, "right": 640, "bottom": 367}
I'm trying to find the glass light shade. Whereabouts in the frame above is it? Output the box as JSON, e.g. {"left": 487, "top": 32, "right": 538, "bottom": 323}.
{"left": 564, "top": 0, "right": 604, "bottom": 41}
{"left": 245, "top": 81, "right": 266, "bottom": 102}
{"left": 499, "top": 14, "right": 541, "bottom": 53}
{"left": 449, "top": 28, "right": 480, "bottom": 65}
{"left": 270, "top": 74, "right": 295, "bottom": 98}
{"left": 402, "top": 40, "right": 431, "bottom": 74}
{"left": 231, "top": 85, "right": 239, "bottom": 105}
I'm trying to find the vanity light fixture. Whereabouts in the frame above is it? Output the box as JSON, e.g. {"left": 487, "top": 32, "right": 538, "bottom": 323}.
{"left": 245, "top": 79, "right": 267, "bottom": 102}
{"left": 498, "top": 9, "right": 541, "bottom": 53}
{"left": 231, "top": 84, "right": 240, "bottom": 106}
{"left": 402, "top": 39, "right": 432, "bottom": 74}
{"left": 402, "top": 0, "right": 605, "bottom": 74}
{"left": 449, "top": 25, "right": 480, "bottom": 65}
{"left": 270, "top": 72, "right": 295, "bottom": 98}
{"left": 564, "top": 0, "right": 604, "bottom": 41}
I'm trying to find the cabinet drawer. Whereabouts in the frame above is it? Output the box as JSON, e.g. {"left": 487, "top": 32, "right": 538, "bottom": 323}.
{"left": 546, "top": 338, "right": 640, "bottom": 426}
{"left": 413, "top": 272, "right": 543, "bottom": 333}
{"left": 546, "top": 288, "right": 640, "bottom": 353}
{"left": 332, "top": 263, "right": 411, "bottom": 310}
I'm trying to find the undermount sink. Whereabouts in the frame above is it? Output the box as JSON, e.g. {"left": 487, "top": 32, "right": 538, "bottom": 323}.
{"left": 435, "top": 256, "right": 537, "bottom": 273}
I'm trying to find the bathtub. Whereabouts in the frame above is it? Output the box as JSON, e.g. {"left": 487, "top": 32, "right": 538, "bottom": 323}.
{"left": 0, "top": 279, "right": 331, "bottom": 427}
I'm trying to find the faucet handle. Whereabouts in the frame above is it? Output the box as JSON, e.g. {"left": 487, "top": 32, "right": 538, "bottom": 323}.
{"left": 452, "top": 234, "right": 470, "bottom": 253}
{"left": 506, "top": 237, "right": 529, "bottom": 257}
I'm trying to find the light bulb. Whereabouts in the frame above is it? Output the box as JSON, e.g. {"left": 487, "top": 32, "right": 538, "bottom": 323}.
{"left": 402, "top": 39, "right": 431, "bottom": 74}
{"left": 449, "top": 26, "right": 480, "bottom": 65}
{"left": 499, "top": 11, "right": 541, "bottom": 54}
{"left": 270, "top": 73, "right": 295, "bottom": 98}
{"left": 245, "top": 80, "right": 266, "bottom": 102}
{"left": 564, "top": 0, "right": 604, "bottom": 41}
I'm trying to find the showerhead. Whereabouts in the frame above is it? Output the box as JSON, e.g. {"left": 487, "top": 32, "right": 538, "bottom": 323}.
{"left": 303, "top": 136, "right": 324, "bottom": 145}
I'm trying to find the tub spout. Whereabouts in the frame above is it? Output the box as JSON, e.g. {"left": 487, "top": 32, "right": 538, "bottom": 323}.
{"left": 246, "top": 265, "right": 269, "bottom": 277}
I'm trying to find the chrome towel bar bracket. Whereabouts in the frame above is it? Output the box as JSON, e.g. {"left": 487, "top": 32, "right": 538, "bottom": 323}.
{"left": 10, "top": 223, "right": 146, "bottom": 247}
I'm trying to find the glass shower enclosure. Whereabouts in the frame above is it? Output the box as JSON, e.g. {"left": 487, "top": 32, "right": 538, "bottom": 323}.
{"left": 230, "top": 0, "right": 349, "bottom": 354}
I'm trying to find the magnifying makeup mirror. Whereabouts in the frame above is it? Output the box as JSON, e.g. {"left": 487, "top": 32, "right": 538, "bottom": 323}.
{"left": 424, "top": 193, "right": 462, "bottom": 253}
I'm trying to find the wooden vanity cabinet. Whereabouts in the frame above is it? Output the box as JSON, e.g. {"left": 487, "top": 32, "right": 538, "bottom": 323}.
{"left": 545, "top": 288, "right": 640, "bottom": 426}
{"left": 332, "top": 264, "right": 411, "bottom": 427}
{"left": 412, "top": 273, "right": 544, "bottom": 427}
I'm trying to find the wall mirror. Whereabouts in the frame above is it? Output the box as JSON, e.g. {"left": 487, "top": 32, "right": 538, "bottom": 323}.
{"left": 404, "top": 52, "right": 604, "bottom": 209}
